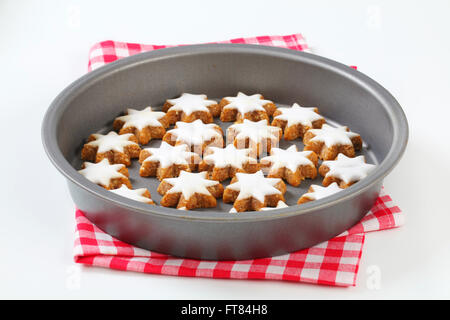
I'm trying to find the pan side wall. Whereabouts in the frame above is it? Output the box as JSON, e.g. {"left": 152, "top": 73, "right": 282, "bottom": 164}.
{"left": 69, "top": 180, "right": 381, "bottom": 260}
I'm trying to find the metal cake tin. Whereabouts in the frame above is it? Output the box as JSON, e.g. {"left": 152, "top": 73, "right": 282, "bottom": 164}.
{"left": 42, "top": 44, "right": 408, "bottom": 260}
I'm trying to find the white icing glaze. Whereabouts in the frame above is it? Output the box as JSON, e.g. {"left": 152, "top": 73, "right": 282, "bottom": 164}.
{"left": 166, "top": 120, "right": 222, "bottom": 146}
{"left": 322, "top": 154, "right": 376, "bottom": 183}
{"left": 226, "top": 171, "right": 282, "bottom": 202}
{"left": 167, "top": 93, "right": 216, "bottom": 115}
{"left": 259, "top": 200, "right": 288, "bottom": 211}
{"left": 260, "top": 145, "right": 314, "bottom": 172}
{"left": 228, "top": 119, "right": 280, "bottom": 144}
{"left": 78, "top": 159, "right": 126, "bottom": 186}
{"left": 142, "top": 142, "right": 197, "bottom": 168}
{"left": 308, "top": 124, "right": 359, "bottom": 147}
{"left": 223, "top": 92, "right": 273, "bottom": 114}
{"left": 203, "top": 144, "right": 255, "bottom": 169}
{"left": 110, "top": 185, "right": 153, "bottom": 203}
{"left": 302, "top": 182, "right": 343, "bottom": 201}
{"left": 115, "top": 106, "right": 166, "bottom": 130}
{"left": 163, "top": 171, "right": 219, "bottom": 199}
{"left": 274, "top": 103, "right": 324, "bottom": 128}
{"left": 87, "top": 131, "right": 138, "bottom": 154}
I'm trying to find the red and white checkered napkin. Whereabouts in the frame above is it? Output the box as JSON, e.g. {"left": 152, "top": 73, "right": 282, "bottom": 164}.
{"left": 74, "top": 189, "right": 402, "bottom": 287}
{"left": 75, "top": 34, "right": 404, "bottom": 286}
{"left": 87, "top": 33, "right": 310, "bottom": 71}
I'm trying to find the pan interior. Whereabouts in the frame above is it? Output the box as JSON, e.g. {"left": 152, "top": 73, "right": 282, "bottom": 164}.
{"left": 69, "top": 102, "right": 378, "bottom": 212}
{"left": 52, "top": 46, "right": 397, "bottom": 215}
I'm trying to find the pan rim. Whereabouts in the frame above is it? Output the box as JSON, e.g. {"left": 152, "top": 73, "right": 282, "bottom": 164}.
{"left": 41, "top": 43, "right": 408, "bottom": 222}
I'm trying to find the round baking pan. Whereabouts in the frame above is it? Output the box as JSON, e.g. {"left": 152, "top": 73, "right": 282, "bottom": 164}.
{"left": 42, "top": 44, "right": 408, "bottom": 260}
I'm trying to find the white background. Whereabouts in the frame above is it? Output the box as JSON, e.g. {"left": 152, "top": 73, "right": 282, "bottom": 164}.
{"left": 1, "top": 0, "right": 449, "bottom": 299}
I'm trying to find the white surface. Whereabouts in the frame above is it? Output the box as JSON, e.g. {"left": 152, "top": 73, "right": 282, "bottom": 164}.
{"left": 1, "top": 0, "right": 450, "bottom": 299}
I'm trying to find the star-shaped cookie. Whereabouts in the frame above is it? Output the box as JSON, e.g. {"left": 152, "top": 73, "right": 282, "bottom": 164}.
{"left": 81, "top": 131, "right": 140, "bottom": 166}
{"left": 223, "top": 171, "right": 286, "bottom": 212}
{"left": 297, "top": 183, "right": 343, "bottom": 204}
{"left": 227, "top": 119, "right": 281, "bottom": 158}
{"left": 229, "top": 200, "right": 288, "bottom": 213}
{"left": 163, "top": 119, "right": 224, "bottom": 154}
{"left": 110, "top": 185, "right": 155, "bottom": 205}
{"left": 303, "top": 124, "right": 362, "bottom": 160}
{"left": 260, "top": 145, "right": 318, "bottom": 186}
{"left": 198, "top": 144, "right": 259, "bottom": 181}
{"left": 271, "top": 103, "right": 325, "bottom": 140}
{"left": 78, "top": 159, "right": 131, "bottom": 190}
{"left": 139, "top": 142, "right": 200, "bottom": 180}
{"left": 259, "top": 200, "right": 288, "bottom": 211}
{"left": 158, "top": 171, "right": 224, "bottom": 209}
{"left": 219, "top": 92, "right": 277, "bottom": 122}
{"left": 319, "top": 154, "right": 376, "bottom": 188}
{"left": 163, "top": 93, "right": 220, "bottom": 124}
{"left": 113, "top": 107, "right": 169, "bottom": 145}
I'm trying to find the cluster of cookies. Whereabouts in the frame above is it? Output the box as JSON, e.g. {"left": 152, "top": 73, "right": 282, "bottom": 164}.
{"left": 78, "top": 92, "right": 376, "bottom": 212}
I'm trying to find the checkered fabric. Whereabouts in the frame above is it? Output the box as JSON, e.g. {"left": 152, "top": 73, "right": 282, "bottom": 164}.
{"left": 87, "top": 33, "right": 310, "bottom": 71}
{"left": 75, "top": 34, "right": 404, "bottom": 287}
{"left": 75, "top": 189, "right": 402, "bottom": 287}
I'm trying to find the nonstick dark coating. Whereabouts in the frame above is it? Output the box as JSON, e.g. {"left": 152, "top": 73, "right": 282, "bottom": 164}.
{"left": 42, "top": 44, "right": 408, "bottom": 260}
